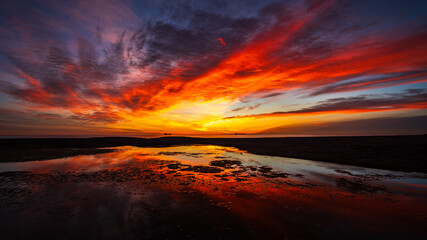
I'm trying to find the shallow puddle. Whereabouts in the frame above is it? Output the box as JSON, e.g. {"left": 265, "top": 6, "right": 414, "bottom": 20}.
{"left": 1, "top": 145, "right": 426, "bottom": 239}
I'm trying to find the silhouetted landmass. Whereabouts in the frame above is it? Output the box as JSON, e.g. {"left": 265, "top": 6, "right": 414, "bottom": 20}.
{"left": 0, "top": 135, "right": 426, "bottom": 173}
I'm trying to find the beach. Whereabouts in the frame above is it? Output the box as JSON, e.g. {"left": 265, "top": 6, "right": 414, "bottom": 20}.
{"left": 1, "top": 137, "right": 426, "bottom": 239}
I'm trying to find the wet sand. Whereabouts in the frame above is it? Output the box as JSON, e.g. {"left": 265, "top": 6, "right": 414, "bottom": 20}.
{"left": 1, "top": 145, "right": 426, "bottom": 239}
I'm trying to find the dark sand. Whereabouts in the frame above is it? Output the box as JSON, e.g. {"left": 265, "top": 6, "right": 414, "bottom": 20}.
{"left": 1, "top": 135, "right": 426, "bottom": 172}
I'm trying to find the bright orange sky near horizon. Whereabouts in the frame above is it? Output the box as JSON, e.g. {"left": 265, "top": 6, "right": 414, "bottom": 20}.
{"left": 0, "top": 0, "right": 426, "bottom": 137}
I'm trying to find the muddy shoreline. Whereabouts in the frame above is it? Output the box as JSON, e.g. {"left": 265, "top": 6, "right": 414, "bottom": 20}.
{"left": 1, "top": 145, "right": 426, "bottom": 239}
{"left": 1, "top": 135, "right": 426, "bottom": 172}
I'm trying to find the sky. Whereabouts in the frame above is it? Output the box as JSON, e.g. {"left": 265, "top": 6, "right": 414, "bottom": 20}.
{"left": 0, "top": 0, "right": 426, "bottom": 137}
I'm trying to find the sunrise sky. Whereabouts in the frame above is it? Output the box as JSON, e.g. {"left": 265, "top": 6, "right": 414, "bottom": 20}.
{"left": 0, "top": 0, "right": 426, "bottom": 137}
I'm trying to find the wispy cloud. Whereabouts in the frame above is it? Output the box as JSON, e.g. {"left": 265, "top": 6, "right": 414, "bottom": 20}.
{"left": 224, "top": 89, "right": 427, "bottom": 119}
{"left": 259, "top": 115, "right": 427, "bottom": 136}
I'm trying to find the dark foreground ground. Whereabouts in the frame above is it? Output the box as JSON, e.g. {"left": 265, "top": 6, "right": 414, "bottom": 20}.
{"left": 0, "top": 139, "right": 426, "bottom": 239}
{"left": 1, "top": 135, "right": 426, "bottom": 172}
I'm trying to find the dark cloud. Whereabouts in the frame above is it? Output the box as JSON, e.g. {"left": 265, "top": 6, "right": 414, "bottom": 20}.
{"left": 261, "top": 92, "right": 284, "bottom": 99}
{"left": 0, "top": 110, "right": 130, "bottom": 137}
{"left": 230, "top": 103, "right": 262, "bottom": 112}
{"left": 225, "top": 89, "right": 427, "bottom": 119}
{"left": 260, "top": 115, "right": 427, "bottom": 136}
{"left": 308, "top": 70, "right": 427, "bottom": 96}
{"left": 295, "top": 89, "right": 427, "bottom": 113}
{"left": 233, "top": 69, "right": 263, "bottom": 77}
{"left": 33, "top": 110, "right": 124, "bottom": 124}
{"left": 34, "top": 113, "right": 63, "bottom": 120}
{"left": 70, "top": 111, "right": 124, "bottom": 124}
{"left": 128, "top": 10, "right": 261, "bottom": 81}
{"left": 0, "top": 107, "right": 126, "bottom": 137}
{"left": 230, "top": 106, "right": 246, "bottom": 112}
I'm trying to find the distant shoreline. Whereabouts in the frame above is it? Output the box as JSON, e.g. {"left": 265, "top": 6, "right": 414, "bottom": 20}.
{"left": 1, "top": 133, "right": 425, "bottom": 139}
{"left": 1, "top": 135, "right": 426, "bottom": 173}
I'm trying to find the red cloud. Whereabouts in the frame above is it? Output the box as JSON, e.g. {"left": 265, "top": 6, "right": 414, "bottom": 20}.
{"left": 217, "top": 37, "right": 226, "bottom": 46}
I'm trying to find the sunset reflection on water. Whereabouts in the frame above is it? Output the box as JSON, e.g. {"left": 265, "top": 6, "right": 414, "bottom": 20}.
{"left": 0, "top": 145, "right": 426, "bottom": 239}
